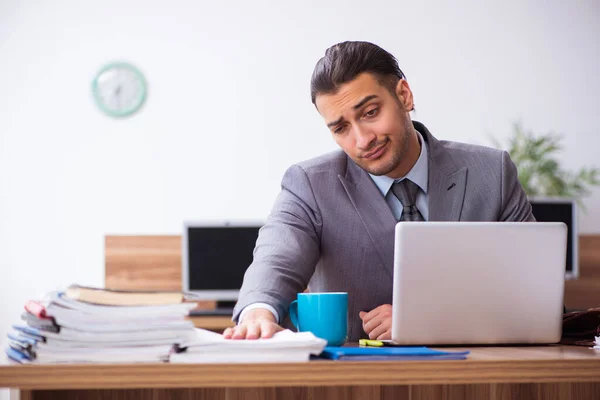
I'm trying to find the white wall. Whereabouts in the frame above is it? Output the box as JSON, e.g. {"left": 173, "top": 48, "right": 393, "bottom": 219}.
{"left": 0, "top": 0, "right": 598, "bottom": 393}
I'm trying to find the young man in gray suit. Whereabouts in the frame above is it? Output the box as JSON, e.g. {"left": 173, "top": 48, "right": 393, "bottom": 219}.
{"left": 223, "top": 41, "right": 534, "bottom": 342}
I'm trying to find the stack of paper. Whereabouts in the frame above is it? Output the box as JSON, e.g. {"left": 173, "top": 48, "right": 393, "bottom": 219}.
{"left": 6, "top": 289, "right": 197, "bottom": 364}
{"left": 171, "top": 328, "right": 327, "bottom": 363}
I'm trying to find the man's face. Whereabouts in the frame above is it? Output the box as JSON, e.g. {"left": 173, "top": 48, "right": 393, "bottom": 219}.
{"left": 315, "top": 73, "right": 417, "bottom": 178}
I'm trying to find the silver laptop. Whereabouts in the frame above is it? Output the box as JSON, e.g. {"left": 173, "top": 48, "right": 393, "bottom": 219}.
{"left": 391, "top": 222, "right": 567, "bottom": 345}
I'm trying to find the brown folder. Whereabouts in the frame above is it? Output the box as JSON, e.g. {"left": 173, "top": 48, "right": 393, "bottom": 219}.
{"left": 560, "top": 308, "right": 600, "bottom": 346}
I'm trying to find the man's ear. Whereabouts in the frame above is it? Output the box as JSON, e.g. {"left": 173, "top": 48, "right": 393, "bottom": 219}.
{"left": 395, "top": 79, "right": 414, "bottom": 112}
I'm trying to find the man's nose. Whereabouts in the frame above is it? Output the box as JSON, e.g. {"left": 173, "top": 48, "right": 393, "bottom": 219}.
{"left": 355, "top": 126, "right": 377, "bottom": 150}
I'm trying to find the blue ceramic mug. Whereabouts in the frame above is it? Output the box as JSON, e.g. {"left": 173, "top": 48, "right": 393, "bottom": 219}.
{"left": 289, "top": 292, "right": 348, "bottom": 346}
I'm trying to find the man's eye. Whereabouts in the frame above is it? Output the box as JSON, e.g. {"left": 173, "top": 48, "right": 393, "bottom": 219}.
{"left": 365, "top": 108, "right": 378, "bottom": 118}
{"left": 334, "top": 125, "right": 347, "bottom": 134}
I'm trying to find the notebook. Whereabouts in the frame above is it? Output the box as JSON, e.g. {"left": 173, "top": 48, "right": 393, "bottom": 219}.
{"left": 65, "top": 285, "right": 184, "bottom": 306}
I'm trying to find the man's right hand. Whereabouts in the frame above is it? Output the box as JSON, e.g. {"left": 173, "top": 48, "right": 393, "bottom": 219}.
{"left": 223, "top": 308, "right": 284, "bottom": 339}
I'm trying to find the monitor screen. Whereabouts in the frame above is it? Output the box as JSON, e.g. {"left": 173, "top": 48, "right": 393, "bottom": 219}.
{"left": 182, "top": 222, "right": 262, "bottom": 300}
{"left": 529, "top": 199, "right": 577, "bottom": 278}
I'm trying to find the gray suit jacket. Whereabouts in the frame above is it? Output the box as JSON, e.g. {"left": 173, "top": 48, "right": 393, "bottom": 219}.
{"left": 233, "top": 121, "right": 535, "bottom": 341}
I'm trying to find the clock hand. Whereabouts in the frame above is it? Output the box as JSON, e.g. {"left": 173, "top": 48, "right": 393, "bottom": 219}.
{"left": 114, "top": 85, "right": 122, "bottom": 109}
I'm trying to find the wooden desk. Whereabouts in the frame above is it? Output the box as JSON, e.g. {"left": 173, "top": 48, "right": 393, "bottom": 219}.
{"left": 188, "top": 315, "right": 234, "bottom": 332}
{"left": 2, "top": 345, "right": 600, "bottom": 400}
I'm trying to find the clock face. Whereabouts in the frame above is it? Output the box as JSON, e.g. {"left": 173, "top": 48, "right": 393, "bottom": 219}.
{"left": 92, "top": 62, "right": 147, "bottom": 117}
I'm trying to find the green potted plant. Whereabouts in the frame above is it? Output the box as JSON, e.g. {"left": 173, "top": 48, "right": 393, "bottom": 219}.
{"left": 493, "top": 122, "right": 600, "bottom": 209}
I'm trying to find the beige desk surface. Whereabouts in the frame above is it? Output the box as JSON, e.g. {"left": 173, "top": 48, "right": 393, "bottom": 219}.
{"left": 1, "top": 345, "right": 600, "bottom": 390}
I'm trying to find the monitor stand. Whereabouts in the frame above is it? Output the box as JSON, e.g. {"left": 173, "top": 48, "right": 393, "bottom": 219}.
{"left": 189, "top": 300, "right": 236, "bottom": 316}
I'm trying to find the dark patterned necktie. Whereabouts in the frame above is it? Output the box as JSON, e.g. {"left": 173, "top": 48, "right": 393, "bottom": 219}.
{"left": 391, "top": 179, "right": 425, "bottom": 222}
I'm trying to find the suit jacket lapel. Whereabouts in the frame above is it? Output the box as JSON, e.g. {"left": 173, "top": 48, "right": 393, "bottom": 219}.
{"left": 338, "top": 158, "right": 396, "bottom": 279}
{"left": 415, "top": 121, "right": 468, "bottom": 221}
{"left": 335, "top": 121, "right": 467, "bottom": 278}
{"left": 428, "top": 167, "right": 467, "bottom": 221}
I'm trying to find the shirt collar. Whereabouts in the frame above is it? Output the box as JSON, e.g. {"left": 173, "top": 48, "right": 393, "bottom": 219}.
{"left": 369, "top": 129, "right": 429, "bottom": 197}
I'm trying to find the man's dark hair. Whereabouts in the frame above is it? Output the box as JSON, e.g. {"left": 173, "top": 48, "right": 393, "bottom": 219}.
{"left": 310, "top": 41, "right": 406, "bottom": 105}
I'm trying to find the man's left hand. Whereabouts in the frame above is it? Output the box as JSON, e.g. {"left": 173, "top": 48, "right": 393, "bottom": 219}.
{"left": 359, "top": 304, "right": 392, "bottom": 340}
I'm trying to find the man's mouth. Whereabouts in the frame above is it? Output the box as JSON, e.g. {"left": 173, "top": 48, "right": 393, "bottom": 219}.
{"left": 362, "top": 141, "right": 388, "bottom": 160}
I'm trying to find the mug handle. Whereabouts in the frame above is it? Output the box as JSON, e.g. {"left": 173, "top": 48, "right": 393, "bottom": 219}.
{"left": 289, "top": 300, "right": 299, "bottom": 329}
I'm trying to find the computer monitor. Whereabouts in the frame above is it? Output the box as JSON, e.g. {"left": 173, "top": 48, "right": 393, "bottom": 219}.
{"left": 182, "top": 221, "right": 262, "bottom": 311}
{"left": 529, "top": 197, "right": 578, "bottom": 279}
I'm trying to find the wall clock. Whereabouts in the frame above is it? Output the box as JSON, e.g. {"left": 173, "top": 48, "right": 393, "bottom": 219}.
{"left": 92, "top": 62, "right": 147, "bottom": 117}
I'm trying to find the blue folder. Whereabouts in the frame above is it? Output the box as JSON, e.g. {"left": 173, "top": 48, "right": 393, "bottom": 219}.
{"left": 5, "top": 347, "right": 32, "bottom": 363}
{"left": 12, "top": 325, "right": 45, "bottom": 339}
{"left": 319, "top": 346, "right": 469, "bottom": 361}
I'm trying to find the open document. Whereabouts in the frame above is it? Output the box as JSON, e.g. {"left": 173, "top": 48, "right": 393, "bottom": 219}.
{"left": 171, "top": 328, "right": 327, "bottom": 363}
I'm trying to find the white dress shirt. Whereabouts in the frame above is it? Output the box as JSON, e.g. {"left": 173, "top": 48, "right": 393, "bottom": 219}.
{"left": 369, "top": 129, "right": 429, "bottom": 220}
